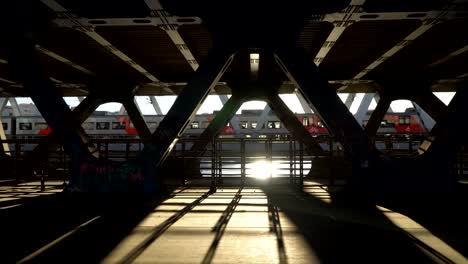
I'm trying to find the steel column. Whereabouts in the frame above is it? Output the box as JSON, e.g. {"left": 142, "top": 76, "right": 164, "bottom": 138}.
{"left": 295, "top": 90, "right": 313, "bottom": 114}
{"left": 190, "top": 94, "right": 244, "bottom": 154}
{"left": 255, "top": 105, "right": 270, "bottom": 131}
{"left": 219, "top": 94, "right": 241, "bottom": 132}
{"left": 412, "top": 102, "right": 435, "bottom": 132}
{"left": 4, "top": 31, "right": 93, "bottom": 186}
{"left": 344, "top": 93, "right": 356, "bottom": 109}
{"left": 150, "top": 96, "right": 163, "bottom": 115}
{"left": 29, "top": 94, "right": 102, "bottom": 158}
{"left": 9, "top": 98, "right": 21, "bottom": 117}
{"left": 266, "top": 95, "right": 323, "bottom": 155}
{"left": 365, "top": 97, "right": 391, "bottom": 136}
{"left": 0, "top": 98, "right": 8, "bottom": 113}
{"left": 413, "top": 93, "right": 448, "bottom": 123}
{"left": 123, "top": 98, "right": 152, "bottom": 143}
{"left": 354, "top": 93, "right": 375, "bottom": 127}
{"left": 274, "top": 47, "right": 375, "bottom": 163}
{"left": 143, "top": 47, "right": 235, "bottom": 167}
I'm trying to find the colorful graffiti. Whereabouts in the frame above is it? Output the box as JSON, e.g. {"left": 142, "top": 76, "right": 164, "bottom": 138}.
{"left": 73, "top": 159, "right": 145, "bottom": 192}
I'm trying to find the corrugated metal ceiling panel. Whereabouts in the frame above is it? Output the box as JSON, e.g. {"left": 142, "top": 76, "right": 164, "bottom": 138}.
{"left": 319, "top": 20, "right": 421, "bottom": 80}
{"left": 366, "top": 19, "right": 468, "bottom": 80}
{"left": 97, "top": 26, "right": 194, "bottom": 82}
{"left": 36, "top": 27, "right": 147, "bottom": 86}
{"left": 178, "top": 25, "right": 213, "bottom": 63}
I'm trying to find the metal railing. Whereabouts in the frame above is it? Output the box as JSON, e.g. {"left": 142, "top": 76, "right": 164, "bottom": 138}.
{"left": 0, "top": 134, "right": 427, "bottom": 186}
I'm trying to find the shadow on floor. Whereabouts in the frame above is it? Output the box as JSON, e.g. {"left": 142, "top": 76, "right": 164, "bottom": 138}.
{"left": 374, "top": 183, "right": 468, "bottom": 259}
{"left": 261, "top": 183, "right": 448, "bottom": 263}
{"left": 0, "top": 190, "right": 175, "bottom": 263}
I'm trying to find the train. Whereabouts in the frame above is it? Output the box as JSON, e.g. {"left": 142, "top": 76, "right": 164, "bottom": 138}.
{"left": 1, "top": 108, "right": 427, "bottom": 139}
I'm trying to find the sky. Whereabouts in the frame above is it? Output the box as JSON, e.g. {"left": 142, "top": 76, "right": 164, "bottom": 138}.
{"left": 10, "top": 92, "right": 456, "bottom": 116}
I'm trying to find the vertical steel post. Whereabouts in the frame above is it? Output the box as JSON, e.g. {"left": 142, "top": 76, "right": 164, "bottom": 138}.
{"left": 210, "top": 137, "right": 216, "bottom": 193}
{"left": 299, "top": 141, "right": 304, "bottom": 189}
{"left": 218, "top": 139, "right": 223, "bottom": 185}
{"left": 241, "top": 138, "right": 246, "bottom": 185}
{"left": 289, "top": 137, "right": 293, "bottom": 184}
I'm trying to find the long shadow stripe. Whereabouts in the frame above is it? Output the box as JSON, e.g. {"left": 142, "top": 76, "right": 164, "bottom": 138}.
{"left": 268, "top": 197, "right": 288, "bottom": 264}
{"left": 202, "top": 188, "right": 243, "bottom": 264}
{"left": 119, "top": 191, "right": 213, "bottom": 264}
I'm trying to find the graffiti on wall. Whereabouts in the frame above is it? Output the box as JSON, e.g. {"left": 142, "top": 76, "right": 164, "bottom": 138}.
{"left": 73, "top": 159, "right": 145, "bottom": 192}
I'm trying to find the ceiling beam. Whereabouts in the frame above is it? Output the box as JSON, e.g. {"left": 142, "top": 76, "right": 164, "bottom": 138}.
{"left": 50, "top": 9, "right": 467, "bottom": 29}
{"left": 314, "top": 0, "right": 366, "bottom": 65}
{"left": 345, "top": 1, "right": 464, "bottom": 84}
{"left": 40, "top": 0, "right": 175, "bottom": 95}
{"left": 144, "top": 0, "right": 199, "bottom": 71}
{"left": 426, "top": 44, "right": 468, "bottom": 69}
{"left": 35, "top": 45, "right": 95, "bottom": 76}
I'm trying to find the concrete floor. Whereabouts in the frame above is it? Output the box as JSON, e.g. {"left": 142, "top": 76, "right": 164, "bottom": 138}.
{"left": 0, "top": 180, "right": 466, "bottom": 263}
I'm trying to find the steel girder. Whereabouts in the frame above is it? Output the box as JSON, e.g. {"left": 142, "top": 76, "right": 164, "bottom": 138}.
{"left": 274, "top": 47, "right": 377, "bottom": 165}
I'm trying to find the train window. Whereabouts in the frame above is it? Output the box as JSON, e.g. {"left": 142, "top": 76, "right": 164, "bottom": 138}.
{"left": 399, "top": 116, "right": 410, "bottom": 125}
{"left": 82, "top": 122, "right": 94, "bottom": 130}
{"left": 129, "top": 122, "right": 134, "bottom": 128}
{"left": 245, "top": 134, "right": 252, "bottom": 138}
{"left": 251, "top": 122, "right": 257, "bottom": 129}
{"left": 302, "top": 117, "right": 309, "bottom": 126}
{"left": 191, "top": 122, "right": 199, "bottom": 129}
{"left": 2, "top": 122, "right": 7, "bottom": 130}
{"left": 258, "top": 135, "right": 267, "bottom": 138}
{"left": 34, "top": 122, "right": 48, "bottom": 130}
{"left": 96, "top": 122, "right": 110, "bottom": 130}
{"left": 240, "top": 121, "right": 248, "bottom": 129}
{"left": 112, "top": 122, "right": 126, "bottom": 130}
{"left": 19, "top": 122, "right": 32, "bottom": 130}
{"left": 201, "top": 121, "right": 210, "bottom": 129}
{"left": 267, "top": 121, "right": 281, "bottom": 129}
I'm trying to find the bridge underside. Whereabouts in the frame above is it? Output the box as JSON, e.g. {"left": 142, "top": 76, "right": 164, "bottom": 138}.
{"left": 0, "top": 1, "right": 467, "bottom": 195}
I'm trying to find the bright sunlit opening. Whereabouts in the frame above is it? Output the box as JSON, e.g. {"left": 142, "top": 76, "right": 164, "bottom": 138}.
{"left": 248, "top": 160, "right": 273, "bottom": 179}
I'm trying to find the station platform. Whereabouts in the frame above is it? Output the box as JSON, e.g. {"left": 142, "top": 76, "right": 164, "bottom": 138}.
{"left": 0, "top": 180, "right": 466, "bottom": 263}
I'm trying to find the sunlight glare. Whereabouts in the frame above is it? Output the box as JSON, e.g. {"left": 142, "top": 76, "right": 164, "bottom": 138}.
{"left": 248, "top": 160, "right": 274, "bottom": 179}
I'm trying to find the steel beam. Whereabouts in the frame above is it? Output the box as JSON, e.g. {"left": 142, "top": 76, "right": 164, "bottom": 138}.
{"left": 420, "top": 86, "right": 468, "bottom": 158}
{"left": 9, "top": 98, "right": 21, "bottom": 117}
{"left": 40, "top": 0, "right": 174, "bottom": 93}
{"left": 413, "top": 92, "right": 448, "bottom": 123}
{"left": 365, "top": 96, "right": 391, "bottom": 136}
{"left": 274, "top": 47, "right": 375, "bottom": 163}
{"left": 0, "top": 98, "right": 8, "bottom": 113}
{"left": 5, "top": 29, "right": 94, "bottom": 187}
{"left": 29, "top": 94, "right": 103, "bottom": 159}
{"left": 266, "top": 95, "right": 324, "bottom": 154}
{"left": 35, "top": 45, "right": 95, "bottom": 76}
{"left": 354, "top": 93, "right": 374, "bottom": 127}
{"left": 118, "top": 105, "right": 127, "bottom": 115}
{"left": 255, "top": 105, "right": 270, "bottom": 131}
{"left": 219, "top": 95, "right": 240, "bottom": 131}
{"left": 122, "top": 99, "right": 152, "bottom": 143}
{"left": 426, "top": 44, "right": 468, "bottom": 69}
{"left": 143, "top": 47, "right": 235, "bottom": 167}
{"left": 295, "top": 89, "right": 313, "bottom": 114}
{"left": 0, "top": 115, "right": 9, "bottom": 154}
{"left": 412, "top": 102, "right": 435, "bottom": 132}
{"left": 150, "top": 96, "right": 163, "bottom": 115}
{"left": 344, "top": 93, "right": 356, "bottom": 109}
{"left": 354, "top": 24, "right": 435, "bottom": 80}
{"left": 48, "top": 6, "right": 466, "bottom": 29}
{"left": 314, "top": 0, "right": 366, "bottom": 65}
{"left": 190, "top": 94, "right": 244, "bottom": 154}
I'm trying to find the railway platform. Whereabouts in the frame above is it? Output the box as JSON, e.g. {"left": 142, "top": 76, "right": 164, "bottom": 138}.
{"left": 0, "top": 179, "right": 466, "bottom": 263}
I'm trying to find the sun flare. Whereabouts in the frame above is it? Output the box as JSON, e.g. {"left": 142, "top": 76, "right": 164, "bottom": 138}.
{"left": 248, "top": 160, "right": 274, "bottom": 179}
